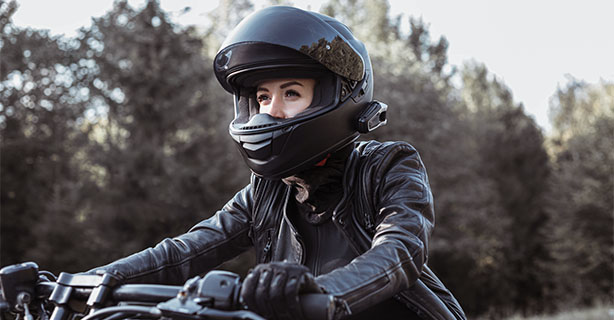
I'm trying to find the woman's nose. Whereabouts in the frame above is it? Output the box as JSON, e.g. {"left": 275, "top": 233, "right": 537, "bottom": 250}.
{"left": 265, "top": 96, "right": 287, "bottom": 119}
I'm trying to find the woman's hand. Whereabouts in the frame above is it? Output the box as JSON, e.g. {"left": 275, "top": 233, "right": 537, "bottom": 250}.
{"left": 240, "top": 262, "right": 322, "bottom": 320}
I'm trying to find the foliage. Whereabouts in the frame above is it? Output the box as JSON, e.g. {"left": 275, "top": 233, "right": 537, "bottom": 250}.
{"left": 1, "top": 0, "right": 249, "bottom": 273}
{"left": 1, "top": 0, "right": 94, "bottom": 271}
{"left": 547, "top": 78, "right": 614, "bottom": 307}
{"left": 78, "top": 0, "right": 252, "bottom": 269}
{"left": 452, "top": 62, "right": 552, "bottom": 316}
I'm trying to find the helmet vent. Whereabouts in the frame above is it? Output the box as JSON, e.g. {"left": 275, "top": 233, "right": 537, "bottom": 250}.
{"left": 240, "top": 123, "right": 276, "bottom": 130}
{"left": 239, "top": 113, "right": 281, "bottom": 130}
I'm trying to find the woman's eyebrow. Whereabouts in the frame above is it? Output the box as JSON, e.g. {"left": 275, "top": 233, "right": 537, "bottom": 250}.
{"left": 257, "top": 81, "right": 303, "bottom": 92}
{"left": 280, "top": 81, "right": 303, "bottom": 89}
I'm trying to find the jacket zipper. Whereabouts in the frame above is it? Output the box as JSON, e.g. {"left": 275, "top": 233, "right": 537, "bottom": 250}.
{"left": 358, "top": 158, "right": 376, "bottom": 234}
{"left": 261, "top": 230, "right": 273, "bottom": 263}
{"left": 352, "top": 205, "right": 374, "bottom": 245}
{"left": 282, "top": 187, "right": 306, "bottom": 264}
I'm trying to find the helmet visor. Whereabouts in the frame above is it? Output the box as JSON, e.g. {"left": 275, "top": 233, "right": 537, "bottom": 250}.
{"left": 230, "top": 70, "right": 340, "bottom": 133}
{"left": 214, "top": 6, "right": 365, "bottom": 84}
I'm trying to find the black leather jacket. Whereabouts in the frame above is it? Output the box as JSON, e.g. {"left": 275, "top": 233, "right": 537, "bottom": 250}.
{"left": 89, "top": 140, "right": 465, "bottom": 319}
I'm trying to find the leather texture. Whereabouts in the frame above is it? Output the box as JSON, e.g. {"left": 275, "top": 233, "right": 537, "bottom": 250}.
{"left": 88, "top": 140, "right": 466, "bottom": 320}
{"left": 241, "top": 262, "right": 322, "bottom": 320}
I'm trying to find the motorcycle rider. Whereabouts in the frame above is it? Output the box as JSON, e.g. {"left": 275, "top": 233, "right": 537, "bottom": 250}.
{"left": 87, "top": 6, "right": 466, "bottom": 320}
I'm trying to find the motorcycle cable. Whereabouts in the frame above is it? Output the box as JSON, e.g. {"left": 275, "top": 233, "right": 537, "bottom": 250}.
{"left": 81, "top": 306, "right": 162, "bottom": 320}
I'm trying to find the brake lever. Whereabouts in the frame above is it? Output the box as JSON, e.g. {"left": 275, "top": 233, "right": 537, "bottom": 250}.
{"left": 157, "top": 271, "right": 243, "bottom": 318}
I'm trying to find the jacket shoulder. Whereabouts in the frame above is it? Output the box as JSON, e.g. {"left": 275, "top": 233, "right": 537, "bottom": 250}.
{"left": 355, "top": 140, "right": 421, "bottom": 163}
{"left": 352, "top": 139, "right": 431, "bottom": 212}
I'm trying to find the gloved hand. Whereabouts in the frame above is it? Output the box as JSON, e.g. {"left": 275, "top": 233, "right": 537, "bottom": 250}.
{"left": 240, "top": 262, "right": 323, "bottom": 320}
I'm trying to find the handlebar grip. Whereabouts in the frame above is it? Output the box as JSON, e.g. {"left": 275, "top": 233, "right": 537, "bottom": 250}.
{"left": 113, "top": 284, "right": 180, "bottom": 303}
{"left": 300, "top": 293, "right": 335, "bottom": 320}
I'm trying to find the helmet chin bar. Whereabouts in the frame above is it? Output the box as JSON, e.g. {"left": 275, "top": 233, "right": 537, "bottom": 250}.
{"left": 229, "top": 114, "right": 288, "bottom": 162}
{"left": 235, "top": 132, "right": 359, "bottom": 180}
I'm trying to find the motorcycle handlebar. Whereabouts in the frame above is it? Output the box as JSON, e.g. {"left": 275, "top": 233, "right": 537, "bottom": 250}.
{"left": 34, "top": 280, "right": 334, "bottom": 320}
{"left": 36, "top": 282, "right": 181, "bottom": 303}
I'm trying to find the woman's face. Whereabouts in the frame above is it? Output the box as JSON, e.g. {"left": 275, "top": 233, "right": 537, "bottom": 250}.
{"left": 256, "top": 78, "right": 316, "bottom": 119}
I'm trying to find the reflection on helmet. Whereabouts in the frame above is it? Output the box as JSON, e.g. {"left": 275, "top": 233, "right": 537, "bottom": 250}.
{"left": 213, "top": 6, "right": 381, "bottom": 179}
{"left": 299, "top": 36, "right": 364, "bottom": 82}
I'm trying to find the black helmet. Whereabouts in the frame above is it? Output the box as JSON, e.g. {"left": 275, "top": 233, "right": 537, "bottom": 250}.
{"left": 214, "top": 6, "right": 387, "bottom": 179}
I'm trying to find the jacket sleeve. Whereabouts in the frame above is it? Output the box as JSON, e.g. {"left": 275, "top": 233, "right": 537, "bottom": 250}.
{"left": 86, "top": 184, "right": 255, "bottom": 285}
{"left": 315, "top": 142, "right": 434, "bottom": 313}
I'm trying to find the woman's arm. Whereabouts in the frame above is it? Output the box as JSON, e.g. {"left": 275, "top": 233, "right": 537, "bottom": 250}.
{"left": 316, "top": 142, "right": 434, "bottom": 312}
{"left": 86, "top": 184, "right": 255, "bottom": 285}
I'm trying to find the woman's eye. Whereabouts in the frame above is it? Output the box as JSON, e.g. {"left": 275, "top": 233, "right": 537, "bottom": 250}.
{"left": 285, "top": 90, "right": 300, "bottom": 97}
{"left": 257, "top": 94, "right": 270, "bottom": 103}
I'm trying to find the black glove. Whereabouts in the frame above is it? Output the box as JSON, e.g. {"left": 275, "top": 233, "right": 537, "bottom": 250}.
{"left": 240, "top": 262, "right": 323, "bottom": 320}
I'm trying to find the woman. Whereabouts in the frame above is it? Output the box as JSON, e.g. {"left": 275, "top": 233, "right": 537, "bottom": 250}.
{"left": 89, "top": 6, "right": 465, "bottom": 319}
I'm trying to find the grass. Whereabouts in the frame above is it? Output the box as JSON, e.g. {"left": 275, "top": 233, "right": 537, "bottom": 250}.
{"left": 504, "top": 305, "right": 614, "bottom": 320}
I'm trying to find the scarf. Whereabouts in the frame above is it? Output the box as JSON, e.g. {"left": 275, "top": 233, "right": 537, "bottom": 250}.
{"left": 282, "top": 145, "right": 352, "bottom": 224}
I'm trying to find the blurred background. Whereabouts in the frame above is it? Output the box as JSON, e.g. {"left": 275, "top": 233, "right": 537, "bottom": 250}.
{"left": 1, "top": 0, "right": 612, "bottom": 318}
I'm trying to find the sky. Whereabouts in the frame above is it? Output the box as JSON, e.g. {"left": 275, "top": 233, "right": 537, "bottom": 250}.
{"left": 10, "top": 0, "right": 614, "bottom": 132}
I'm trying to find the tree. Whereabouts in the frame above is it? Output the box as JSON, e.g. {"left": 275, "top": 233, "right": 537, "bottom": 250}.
{"left": 1, "top": 0, "right": 251, "bottom": 274}
{"left": 69, "top": 0, "right": 249, "bottom": 269}
{"left": 457, "top": 62, "right": 553, "bottom": 316}
{"left": 1, "top": 0, "right": 95, "bottom": 271}
{"left": 547, "top": 77, "right": 614, "bottom": 307}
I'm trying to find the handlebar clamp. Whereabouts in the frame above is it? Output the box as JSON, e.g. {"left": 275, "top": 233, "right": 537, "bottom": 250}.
{"left": 157, "top": 271, "right": 242, "bottom": 317}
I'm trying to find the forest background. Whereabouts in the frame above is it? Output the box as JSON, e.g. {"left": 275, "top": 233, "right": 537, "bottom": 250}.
{"left": 1, "top": 0, "right": 612, "bottom": 318}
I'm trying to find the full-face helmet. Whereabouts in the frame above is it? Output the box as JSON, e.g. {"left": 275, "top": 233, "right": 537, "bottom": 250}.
{"left": 214, "top": 6, "right": 386, "bottom": 179}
